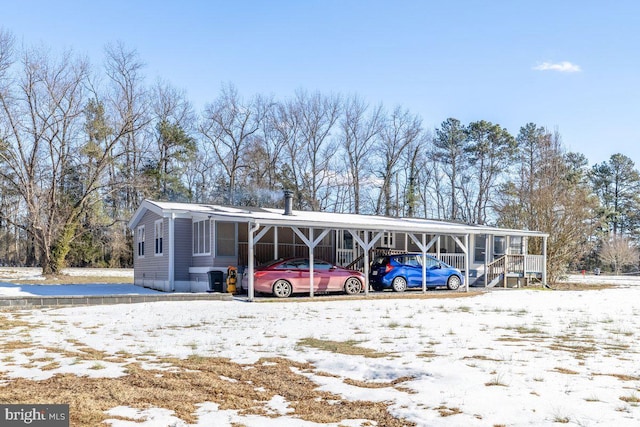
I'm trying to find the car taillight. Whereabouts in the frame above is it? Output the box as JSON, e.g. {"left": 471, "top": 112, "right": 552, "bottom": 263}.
{"left": 255, "top": 271, "right": 268, "bottom": 278}
{"left": 385, "top": 263, "right": 393, "bottom": 273}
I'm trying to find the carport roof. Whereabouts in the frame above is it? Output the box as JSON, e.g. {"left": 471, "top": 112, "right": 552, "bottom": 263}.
{"left": 129, "top": 199, "right": 548, "bottom": 238}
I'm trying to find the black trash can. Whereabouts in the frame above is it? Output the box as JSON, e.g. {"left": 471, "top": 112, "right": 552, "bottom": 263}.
{"left": 207, "top": 270, "right": 224, "bottom": 292}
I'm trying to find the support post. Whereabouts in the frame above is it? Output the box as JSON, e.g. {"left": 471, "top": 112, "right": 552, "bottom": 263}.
{"left": 484, "top": 234, "right": 489, "bottom": 287}
{"left": 291, "top": 227, "right": 331, "bottom": 297}
{"left": 408, "top": 233, "right": 438, "bottom": 293}
{"left": 247, "top": 224, "right": 271, "bottom": 301}
{"left": 350, "top": 230, "right": 383, "bottom": 296}
{"left": 465, "top": 234, "right": 470, "bottom": 292}
{"left": 542, "top": 235, "right": 548, "bottom": 286}
{"left": 274, "top": 227, "right": 278, "bottom": 260}
{"left": 422, "top": 234, "right": 427, "bottom": 293}
{"left": 363, "top": 232, "right": 369, "bottom": 295}
{"left": 309, "top": 228, "right": 314, "bottom": 298}
{"left": 451, "top": 235, "right": 469, "bottom": 293}
{"left": 248, "top": 223, "right": 257, "bottom": 301}
{"left": 168, "top": 213, "right": 175, "bottom": 291}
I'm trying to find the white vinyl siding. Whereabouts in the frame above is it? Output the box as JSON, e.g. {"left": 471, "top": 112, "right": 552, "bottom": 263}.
{"left": 193, "top": 219, "right": 211, "bottom": 256}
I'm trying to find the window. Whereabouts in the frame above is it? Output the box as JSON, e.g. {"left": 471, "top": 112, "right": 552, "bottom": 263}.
{"left": 474, "top": 235, "right": 486, "bottom": 263}
{"left": 509, "top": 236, "right": 523, "bottom": 255}
{"left": 193, "top": 219, "right": 211, "bottom": 255}
{"left": 154, "top": 219, "right": 163, "bottom": 255}
{"left": 137, "top": 226, "right": 145, "bottom": 257}
{"left": 382, "top": 232, "right": 395, "bottom": 248}
{"left": 494, "top": 236, "right": 506, "bottom": 258}
{"left": 216, "top": 222, "right": 236, "bottom": 257}
{"left": 342, "top": 232, "right": 353, "bottom": 250}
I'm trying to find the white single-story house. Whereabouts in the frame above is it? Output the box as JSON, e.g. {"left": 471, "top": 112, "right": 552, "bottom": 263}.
{"left": 128, "top": 193, "right": 548, "bottom": 300}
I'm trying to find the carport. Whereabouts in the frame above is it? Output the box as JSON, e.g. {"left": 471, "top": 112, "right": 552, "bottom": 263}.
{"left": 234, "top": 205, "right": 548, "bottom": 301}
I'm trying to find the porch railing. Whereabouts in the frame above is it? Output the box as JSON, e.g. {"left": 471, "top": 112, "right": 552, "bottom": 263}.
{"left": 428, "top": 253, "right": 466, "bottom": 271}
{"left": 485, "top": 254, "right": 545, "bottom": 287}
{"left": 487, "top": 256, "right": 507, "bottom": 288}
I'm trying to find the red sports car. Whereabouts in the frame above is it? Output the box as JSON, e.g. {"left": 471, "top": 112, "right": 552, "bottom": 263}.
{"left": 244, "top": 258, "right": 365, "bottom": 298}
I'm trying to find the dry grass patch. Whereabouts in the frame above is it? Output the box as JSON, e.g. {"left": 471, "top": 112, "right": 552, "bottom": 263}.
{"left": 0, "top": 356, "right": 414, "bottom": 427}
{"left": 417, "top": 351, "right": 439, "bottom": 358}
{"left": 553, "top": 367, "right": 579, "bottom": 375}
{"left": 548, "top": 342, "right": 597, "bottom": 355}
{"left": 1, "top": 340, "right": 33, "bottom": 351}
{"left": 547, "top": 282, "right": 615, "bottom": 291}
{"left": 485, "top": 373, "right": 508, "bottom": 387}
{"left": 0, "top": 314, "right": 30, "bottom": 330}
{"left": 297, "top": 338, "right": 391, "bottom": 358}
{"left": 434, "top": 405, "right": 462, "bottom": 417}
{"left": 343, "top": 376, "right": 415, "bottom": 389}
{"left": 619, "top": 393, "right": 640, "bottom": 403}
{"left": 496, "top": 337, "right": 529, "bottom": 343}
{"left": 40, "top": 361, "right": 61, "bottom": 371}
{"left": 593, "top": 373, "right": 640, "bottom": 381}
{"left": 463, "top": 354, "right": 504, "bottom": 362}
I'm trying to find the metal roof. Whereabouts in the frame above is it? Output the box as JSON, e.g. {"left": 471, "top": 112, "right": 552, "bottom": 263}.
{"left": 129, "top": 199, "right": 548, "bottom": 238}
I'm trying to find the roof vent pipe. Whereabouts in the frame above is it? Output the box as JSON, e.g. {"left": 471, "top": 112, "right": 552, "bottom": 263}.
{"left": 283, "top": 190, "right": 293, "bottom": 215}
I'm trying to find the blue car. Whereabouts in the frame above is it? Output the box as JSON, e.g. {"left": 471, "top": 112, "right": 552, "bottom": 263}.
{"left": 369, "top": 253, "right": 463, "bottom": 291}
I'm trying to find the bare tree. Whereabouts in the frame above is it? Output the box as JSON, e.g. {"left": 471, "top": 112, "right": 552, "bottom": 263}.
{"left": 374, "top": 106, "right": 422, "bottom": 216}
{"left": 339, "top": 95, "right": 383, "bottom": 213}
{"left": 103, "top": 42, "right": 149, "bottom": 214}
{"left": 0, "top": 35, "right": 143, "bottom": 273}
{"left": 280, "top": 90, "right": 341, "bottom": 210}
{"left": 236, "top": 95, "right": 285, "bottom": 206}
{"left": 599, "top": 235, "right": 639, "bottom": 274}
{"left": 200, "top": 84, "right": 262, "bottom": 205}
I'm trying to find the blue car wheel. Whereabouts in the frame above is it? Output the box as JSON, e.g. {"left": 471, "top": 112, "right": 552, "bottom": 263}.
{"left": 447, "top": 275, "right": 461, "bottom": 291}
{"left": 391, "top": 276, "right": 407, "bottom": 292}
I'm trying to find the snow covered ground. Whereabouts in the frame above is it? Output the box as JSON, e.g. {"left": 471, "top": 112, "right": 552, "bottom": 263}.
{"left": 0, "top": 266, "right": 133, "bottom": 281}
{"left": 0, "top": 267, "right": 145, "bottom": 297}
{"left": 1, "top": 276, "right": 640, "bottom": 426}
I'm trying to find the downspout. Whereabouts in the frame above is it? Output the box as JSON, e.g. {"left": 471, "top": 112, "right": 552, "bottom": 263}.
{"left": 168, "top": 213, "right": 175, "bottom": 291}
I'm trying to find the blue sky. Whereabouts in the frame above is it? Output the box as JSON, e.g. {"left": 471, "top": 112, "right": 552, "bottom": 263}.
{"left": 3, "top": 1, "right": 638, "bottom": 166}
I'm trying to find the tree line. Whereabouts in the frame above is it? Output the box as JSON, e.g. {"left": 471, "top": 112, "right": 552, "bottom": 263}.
{"left": 0, "top": 31, "right": 638, "bottom": 279}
